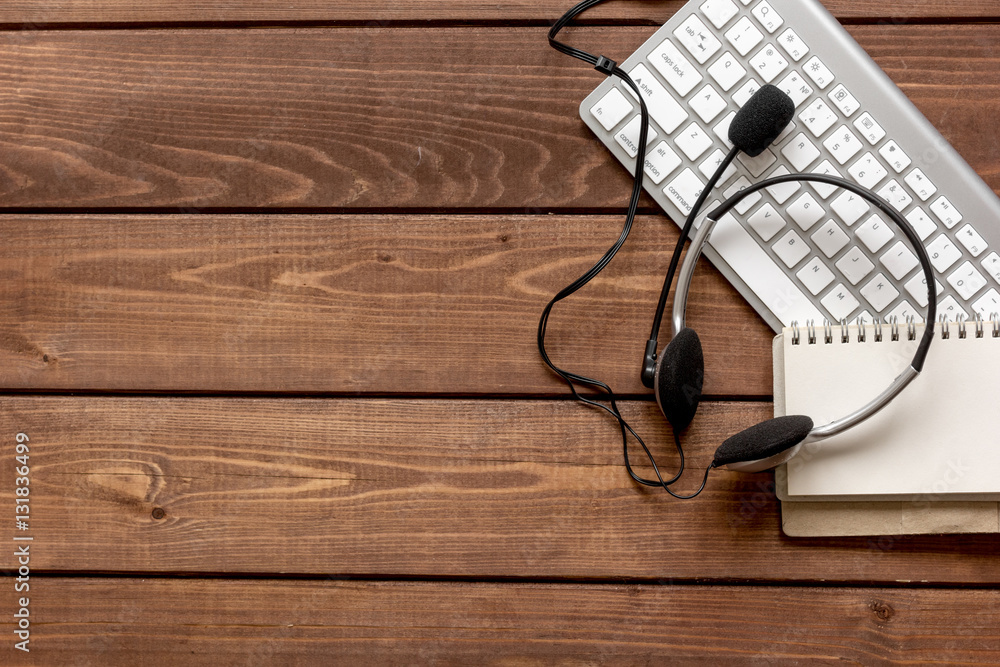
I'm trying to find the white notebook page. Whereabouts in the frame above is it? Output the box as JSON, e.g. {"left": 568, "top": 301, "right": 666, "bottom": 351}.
{"left": 783, "top": 321, "right": 1000, "bottom": 497}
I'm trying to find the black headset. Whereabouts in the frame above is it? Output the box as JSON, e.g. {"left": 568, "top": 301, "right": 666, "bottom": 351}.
{"left": 540, "top": 0, "right": 937, "bottom": 497}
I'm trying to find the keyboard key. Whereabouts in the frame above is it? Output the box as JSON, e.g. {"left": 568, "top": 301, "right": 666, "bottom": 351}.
{"left": 848, "top": 152, "right": 888, "bottom": 189}
{"left": 708, "top": 51, "right": 747, "bottom": 90}
{"left": 956, "top": 224, "right": 988, "bottom": 257}
{"left": 938, "top": 296, "right": 968, "bottom": 322}
{"left": 625, "top": 63, "right": 689, "bottom": 133}
{"left": 737, "top": 148, "right": 776, "bottom": 177}
{"left": 812, "top": 219, "right": 850, "bottom": 258}
{"left": 905, "top": 207, "right": 936, "bottom": 241}
{"left": 700, "top": 0, "right": 740, "bottom": 29}
{"left": 748, "top": 202, "right": 785, "bottom": 241}
{"left": 823, "top": 125, "right": 863, "bottom": 165}
{"left": 876, "top": 179, "right": 913, "bottom": 213}
{"left": 724, "top": 175, "right": 761, "bottom": 214}
{"left": 809, "top": 160, "right": 840, "bottom": 199}
{"left": 675, "top": 14, "right": 723, "bottom": 64}
{"left": 930, "top": 195, "right": 962, "bottom": 228}
{"left": 773, "top": 229, "right": 810, "bottom": 268}
{"left": 787, "top": 192, "right": 824, "bottom": 231}
{"left": 649, "top": 39, "right": 703, "bottom": 97}
{"left": 880, "top": 241, "right": 919, "bottom": 281}
{"left": 776, "top": 71, "right": 813, "bottom": 107}
{"left": 906, "top": 272, "right": 936, "bottom": 309}
{"left": 797, "top": 257, "right": 836, "bottom": 295}
{"left": 803, "top": 55, "right": 834, "bottom": 89}
{"left": 698, "top": 148, "right": 738, "bottom": 182}
{"left": 752, "top": 1, "right": 783, "bottom": 33}
{"left": 781, "top": 133, "right": 821, "bottom": 171}
{"left": 904, "top": 168, "right": 936, "bottom": 201}
{"left": 878, "top": 140, "right": 911, "bottom": 173}
{"left": 926, "top": 234, "right": 962, "bottom": 273}
{"left": 973, "top": 289, "right": 1000, "bottom": 319}
{"left": 690, "top": 83, "right": 728, "bottom": 123}
{"left": 836, "top": 247, "right": 875, "bottom": 285}
{"left": 886, "top": 300, "right": 922, "bottom": 324}
{"left": 713, "top": 111, "right": 737, "bottom": 147}
{"left": 861, "top": 273, "right": 900, "bottom": 313}
{"left": 732, "top": 78, "right": 760, "bottom": 106}
{"left": 675, "top": 121, "right": 714, "bottom": 160}
{"left": 725, "top": 16, "right": 764, "bottom": 56}
{"left": 777, "top": 28, "right": 808, "bottom": 61}
{"left": 614, "top": 115, "right": 658, "bottom": 158}
{"left": 664, "top": 168, "right": 707, "bottom": 215}
{"left": 643, "top": 141, "right": 682, "bottom": 185}
{"left": 799, "top": 98, "right": 838, "bottom": 137}
{"left": 749, "top": 43, "right": 788, "bottom": 83}
{"left": 763, "top": 165, "right": 800, "bottom": 204}
{"left": 828, "top": 84, "right": 860, "bottom": 117}
{"left": 948, "top": 262, "right": 988, "bottom": 301}
{"left": 591, "top": 88, "right": 633, "bottom": 131}
{"left": 708, "top": 209, "right": 823, "bottom": 326}
{"left": 831, "top": 190, "right": 870, "bottom": 226}
{"left": 856, "top": 214, "right": 895, "bottom": 253}
{"left": 853, "top": 112, "right": 886, "bottom": 145}
{"left": 982, "top": 252, "right": 1000, "bottom": 284}
{"left": 821, "top": 283, "right": 861, "bottom": 322}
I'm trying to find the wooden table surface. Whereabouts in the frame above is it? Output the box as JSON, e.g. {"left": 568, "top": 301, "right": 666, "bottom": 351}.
{"left": 1, "top": 1, "right": 999, "bottom": 663}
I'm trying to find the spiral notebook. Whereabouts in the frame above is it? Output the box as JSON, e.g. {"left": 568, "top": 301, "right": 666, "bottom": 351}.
{"left": 773, "top": 317, "right": 1000, "bottom": 536}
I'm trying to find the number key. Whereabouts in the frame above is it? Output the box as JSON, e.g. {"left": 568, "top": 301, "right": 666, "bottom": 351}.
{"left": 799, "top": 98, "right": 838, "bottom": 137}
{"left": 725, "top": 16, "right": 764, "bottom": 56}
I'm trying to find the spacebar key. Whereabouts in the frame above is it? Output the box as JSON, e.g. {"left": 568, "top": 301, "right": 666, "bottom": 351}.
{"left": 708, "top": 213, "right": 825, "bottom": 327}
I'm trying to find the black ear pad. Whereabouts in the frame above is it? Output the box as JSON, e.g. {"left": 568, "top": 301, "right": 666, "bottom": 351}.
{"left": 654, "top": 327, "right": 704, "bottom": 431}
{"left": 713, "top": 415, "right": 814, "bottom": 467}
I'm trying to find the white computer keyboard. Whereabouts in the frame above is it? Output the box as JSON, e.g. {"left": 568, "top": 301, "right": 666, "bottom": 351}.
{"left": 580, "top": 0, "right": 1000, "bottom": 331}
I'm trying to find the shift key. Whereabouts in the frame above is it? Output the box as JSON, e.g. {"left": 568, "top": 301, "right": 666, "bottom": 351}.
{"left": 625, "top": 63, "right": 690, "bottom": 133}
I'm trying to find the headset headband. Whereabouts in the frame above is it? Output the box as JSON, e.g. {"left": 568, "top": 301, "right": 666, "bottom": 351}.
{"left": 670, "top": 173, "right": 937, "bottom": 465}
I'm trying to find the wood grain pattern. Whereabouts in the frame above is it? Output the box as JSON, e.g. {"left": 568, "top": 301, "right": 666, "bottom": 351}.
{"left": 0, "top": 26, "right": 995, "bottom": 210}
{"left": 4, "top": 395, "right": 1000, "bottom": 583}
{"left": 2, "top": 579, "right": 999, "bottom": 665}
{"left": 0, "top": 1, "right": 997, "bottom": 25}
{"left": 0, "top": 214, "right": 771, "bottom": 396}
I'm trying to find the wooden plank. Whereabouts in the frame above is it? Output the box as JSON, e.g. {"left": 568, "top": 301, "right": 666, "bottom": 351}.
{"left": 0, "top": 1, "right": 996, "bottom": 25}
{"left": 0, "top": 214, "right": 771, "bottom": 396}
{"left": 0, "top": 26, "right": 995, "bottom": 210}
{"left": 5, "top": 395, "right": 1000, "bottom": 584}
{"left": 2, "top": 579, "right": 999, "bottom": 664}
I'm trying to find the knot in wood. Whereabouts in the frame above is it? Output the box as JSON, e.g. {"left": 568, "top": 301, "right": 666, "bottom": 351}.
{"left": 869, "top": 599, "right": 895, "bottom": 622}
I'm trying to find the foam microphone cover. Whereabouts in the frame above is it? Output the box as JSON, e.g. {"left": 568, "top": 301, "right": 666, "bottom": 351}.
{"left": 655, "top": 327, "right": 704, "bottom": 431}
{"left": 712, "top": 415, "right": 814, "bottom": 467}
{"left": 728, "top": 84, "right": 795, "bottom": 157}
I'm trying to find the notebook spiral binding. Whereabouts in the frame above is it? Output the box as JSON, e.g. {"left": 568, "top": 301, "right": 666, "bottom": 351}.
{"left": 790, "top": 312, "right": 1000, "bottom": 346}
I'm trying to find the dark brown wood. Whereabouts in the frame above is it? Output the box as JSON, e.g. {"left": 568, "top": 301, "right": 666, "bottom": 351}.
{"left": 0, "top": 0, "right": 996, "bottom": 25}
{"left": 2, "top": 579, "right": 999, "bottom": 665}
{"left": 0, "top": 26, "right": 995, "bottom": 211}
{"left": 0, "top": 214, "right": 771, "bottom": 396}
{"left": 4, "top": 395, "right": 1000, "bottom": 584}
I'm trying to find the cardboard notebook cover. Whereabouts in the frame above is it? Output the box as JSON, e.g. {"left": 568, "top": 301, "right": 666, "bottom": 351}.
{"left": 772, "top": 329, "right": 1000, "bottom": 537}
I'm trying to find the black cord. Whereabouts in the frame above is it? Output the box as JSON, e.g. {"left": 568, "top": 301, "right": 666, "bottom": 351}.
{"left": 541, "top": 0, "right": 717, "bottom": 498}
{"left": 641, "top": 145, "right": 740, "bottom": 387}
